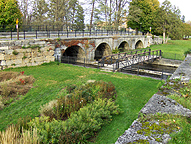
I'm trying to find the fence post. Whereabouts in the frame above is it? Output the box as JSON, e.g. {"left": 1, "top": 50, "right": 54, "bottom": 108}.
{"left": 67, "top": 29, "right": 68, "bottom": 37}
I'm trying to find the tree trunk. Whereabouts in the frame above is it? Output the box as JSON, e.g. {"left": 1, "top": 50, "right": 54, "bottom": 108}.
{"left": 90, "top": 0, "right": 95, "bottom": 32}
{"left": 163, "top": 27, "right": 166, "bottom": 43}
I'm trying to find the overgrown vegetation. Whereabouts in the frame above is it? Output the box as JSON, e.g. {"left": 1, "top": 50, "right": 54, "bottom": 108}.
{"left": 152, "top": 78, "right": 191, "bottom": 143}
{"left": 0, "top": 62, "right": 160, "bottom": 143}
{"left": 0, "top": 71, "right": 35, "bottom": 109}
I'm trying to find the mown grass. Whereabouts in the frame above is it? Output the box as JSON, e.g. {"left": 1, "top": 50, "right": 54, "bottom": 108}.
{"left": 150, "top": 39, "right": 191, "bottom": 60}
{"left": 0, "top": 62, "right": 160, "bottom": 143}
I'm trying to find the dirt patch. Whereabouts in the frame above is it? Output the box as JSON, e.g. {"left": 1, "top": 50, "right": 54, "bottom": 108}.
{"left": 0, "top": 71, "right": 35, "bottom": 109}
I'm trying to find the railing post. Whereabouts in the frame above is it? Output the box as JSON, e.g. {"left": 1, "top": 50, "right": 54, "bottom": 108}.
{"left": 137, "top": 65, "right": 139, "bottom": 75}
{"left": 11, "top": 29, "right": 12, "bottom": 40}
{"left": 23, "top": 30, "right": 25, "bottom": 39}
{"left": 36, "top": 30, "right": 37, "bottom": 39}
{"left": 161, "top": 69, "right": 163, "bottom": 80}
{"left": 84, "top": 58, "right": 85, "bottom": 67}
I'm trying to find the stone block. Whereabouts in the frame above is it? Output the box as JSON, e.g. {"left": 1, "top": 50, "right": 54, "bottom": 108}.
{"left": 15, "top": 59, "right": 22, "bottom": 64}
{"left": 6, "top": 60, "right": 14, "bottom": 66}
{"left": 0, "top": 54, "right": 5, "bottom": 60}
{"left": 0, "top": 46, "right": 8, "bottom": 50}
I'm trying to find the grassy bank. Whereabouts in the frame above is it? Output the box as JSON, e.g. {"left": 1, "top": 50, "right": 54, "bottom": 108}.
{"left": 0, "top": 62, "right": 160, "bottom": 143}
{"left": 150, "top": 39, "right": 191, "bottom": 60}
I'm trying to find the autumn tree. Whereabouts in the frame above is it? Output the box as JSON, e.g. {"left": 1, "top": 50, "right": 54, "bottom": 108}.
{"left": 0, "top": 0, "right": 22, "bottom": 30}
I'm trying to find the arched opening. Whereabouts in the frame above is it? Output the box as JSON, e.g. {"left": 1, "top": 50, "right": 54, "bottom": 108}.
{"left": 94, "top": 43, "right": 111, "bottom": 61}
{"left": 135, "top": 40, "right": 144, "bottom": 49}
{"left": 118, "top": 41, "right": 129, "bottom": 52}
{"left": 62, "top": 45, "right": 85, "bottom": 63}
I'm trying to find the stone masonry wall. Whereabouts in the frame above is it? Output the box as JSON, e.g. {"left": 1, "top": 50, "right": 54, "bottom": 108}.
{"left": 0, "top": 39, "right": 55, "bottom": 69}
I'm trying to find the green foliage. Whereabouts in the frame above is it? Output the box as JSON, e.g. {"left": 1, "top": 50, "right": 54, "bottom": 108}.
{"left": 184, "top": 49, "right": 191, "bottom": 57}
{"left": 39, "top": 81, "right": 117, "bottom": 120}
{"left": 112, "top": 47, "right": 120, "bottom": 54}
{"left": 28, "top": 116, "right": 65, "bottom": 144}
{"left": 12, "top": 50, "right": 19, "bottom": 55}
{"left": 0, "top": 0, "right": 22, "bottom": 31}
{"left": 22, "top": 45, "right": 41, "bottom": 49}
{"left": 28, "top": 98, "right": 120, "bottom": 143}
{"left": 127, "top": 0, "right": 159, "bottom": 33}
{"left": 63, "top": 98, "right": 120, "bottom": 143}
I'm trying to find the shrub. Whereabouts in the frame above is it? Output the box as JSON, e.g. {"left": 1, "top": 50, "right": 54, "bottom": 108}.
{"left": 0, "top": 96, "right": 4, "bottom": 110}
{"left": 40, "top": 81, "right": 117, "bottom": 120}
{"left": 184, "top": 50, "right": 191, "bottom": 57}
{"left": 61, "top": 98, "right": 121, "bottom": 143}
{"left": 12, "top": 50, "right": 19, "bottom": 55}
{"left": 28, "top": 116, "right": 65, "bottom": 144}
{"left": 39, "top": 100, "right": 58, "bottom": 119}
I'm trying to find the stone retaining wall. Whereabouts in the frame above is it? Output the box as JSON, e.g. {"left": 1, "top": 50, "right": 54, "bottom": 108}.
{"left": 115, "top": 55, "right": 191, "bottom": 144}
{"left": 0, "top": 39, "right": 55, "bottom": 69}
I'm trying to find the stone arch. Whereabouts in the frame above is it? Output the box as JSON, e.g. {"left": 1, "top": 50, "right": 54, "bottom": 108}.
{"left": 94, "top": 43, "right": 112, "bottom": 60}
{"left": 118, "top": 41, "right": 130, "bottom": 52}
{"left": 62, "top": 45, "right": 85, "bottom": 59}
{"left": 135, "top": 40, "right": 144, "bottom": 49}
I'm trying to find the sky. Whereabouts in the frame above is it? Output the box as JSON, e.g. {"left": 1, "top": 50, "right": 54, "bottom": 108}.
{"left": 158, "top": 0, "right": 191, "bottom": 22}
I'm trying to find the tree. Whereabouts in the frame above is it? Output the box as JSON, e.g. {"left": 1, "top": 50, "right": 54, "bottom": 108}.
{"left": 182, "top": 23, "right": 191, "bottom": 38}
{"left": 74, "top": 4, "right": 85, "bottom": 30}
{"left": 19, "top": 0, "right": 34, "bottom": 25}
{"left": 153, "top": 0, "right": 183, "bottom": 41}
{"left": 0, "top": 0, "right": 22, "bottom": 30}
{"left": 127, "top": 0, "right": 160, "bottom": 34}
{"left": 48, "top": 0, "right": 69, "bottom": 26}
{"left": 32, "top": 0, "right": 49, "bottom": 25}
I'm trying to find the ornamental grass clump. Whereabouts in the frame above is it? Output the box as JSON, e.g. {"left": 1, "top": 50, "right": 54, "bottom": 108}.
{"left": 0, "top": 124, "right": 39, "bottom": 144}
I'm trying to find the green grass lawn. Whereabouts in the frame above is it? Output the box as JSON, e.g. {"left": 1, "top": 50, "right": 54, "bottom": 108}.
{"left": 0, "top": 62, "right": 160, "bottom": 143}
{"left": 150, "top": 39, "right": 191, "bottom": 60}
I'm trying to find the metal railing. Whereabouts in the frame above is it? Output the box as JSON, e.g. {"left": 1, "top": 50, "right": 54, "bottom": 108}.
{"left": 0, "top": 25, "right": 143, "bottom": 40}
{"left": 98, "top": 49, "right": 162, "bottom": 72}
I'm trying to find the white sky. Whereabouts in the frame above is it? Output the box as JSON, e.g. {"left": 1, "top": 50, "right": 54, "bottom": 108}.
{"left": 158, "top": 0, "right": 191, "bottom": 22}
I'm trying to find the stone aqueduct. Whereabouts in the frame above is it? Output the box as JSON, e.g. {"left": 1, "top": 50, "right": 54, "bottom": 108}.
{"left": 0, "top": 35, "right": 162, "bottom": 69}
{"left": 54, "top": 35, "right": 163, "bottom": 61}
